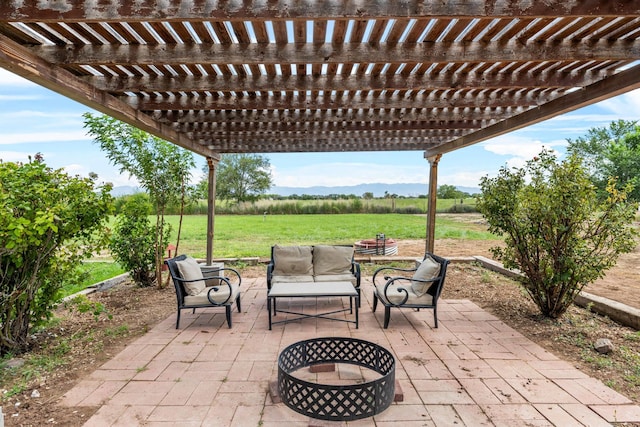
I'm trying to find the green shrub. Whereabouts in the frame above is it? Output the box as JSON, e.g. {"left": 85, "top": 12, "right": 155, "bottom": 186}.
{"left": 109, "top": 194, "right": 160, "bottom": 287}
{"left": 478, "top": 150, "right": 637, "bottom": 318}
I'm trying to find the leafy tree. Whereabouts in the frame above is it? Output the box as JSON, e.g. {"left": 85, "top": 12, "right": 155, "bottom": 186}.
{"left": 477, "top": 150, "right": 637, "bottom": 319}
{"left": 0, "top": 157, "right": 112, "bottom": 354}
{"left": 362, "top": 192, "right": 374, "bottom": 199}
{"left": 202, "top": 154, "right": 273, "bottom": 204}
{"left": 567, "top": 119, "right": 640, "bottom": 201}
{"left": 437, "top": 184, "right": 462, "bottom": 199}
{"left": 109, "top": 194, "right": 159, "bottom": 287}
{"left": 84, "top": 113, "right": 195, "bottom": 287}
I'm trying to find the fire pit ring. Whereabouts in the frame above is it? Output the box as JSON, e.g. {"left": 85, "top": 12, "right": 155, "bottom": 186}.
{"left": 278, "top": 337, "right": 395, "bottom": 421}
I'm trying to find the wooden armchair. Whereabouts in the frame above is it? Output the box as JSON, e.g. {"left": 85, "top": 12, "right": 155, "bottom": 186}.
{"left": 372, "top": 253, "right": 449, "bottom": 328}
{"left": 165, "top": 254, "right": 242, "bottom": 329}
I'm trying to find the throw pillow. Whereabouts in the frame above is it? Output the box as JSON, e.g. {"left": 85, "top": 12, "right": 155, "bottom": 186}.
{"left": 313, "top": 245, "right": 353, "bottom": 276}
{"left": 272, "top": 245, "right": 314, "bottom": 276}
{"left": 411, "top": 255, "right": 441, "bottom": 297}
{"left": 175, "top": 256, "right": 206, "bottom": 296}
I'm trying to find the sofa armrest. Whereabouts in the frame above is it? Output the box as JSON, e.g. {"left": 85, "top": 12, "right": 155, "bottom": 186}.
{"left": 266, "top": 262, "right": 275, "bottom": 289}
{"left": 351, "top": 261, "right": 361, "bottom": 288}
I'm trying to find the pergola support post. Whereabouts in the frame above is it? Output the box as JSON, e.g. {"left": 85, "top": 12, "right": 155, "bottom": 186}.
{"left": 206, "top": 156, "right": 218, "bottom": 265}
{"left": 425, "top": 153, "right": 442, "bottom": 254}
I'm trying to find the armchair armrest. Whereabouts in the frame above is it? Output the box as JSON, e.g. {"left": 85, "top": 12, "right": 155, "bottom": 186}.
{"left": 380, "top": 276, "right": 412, "bottom": 307}
{"left": 206, "top": 277, "right": 234, "bottom": 306}
{"left": 372, "top": 265, "right": 417, "bottom": 285}
{"left": 209, "top": 267, "right": 241, "bottom": 286}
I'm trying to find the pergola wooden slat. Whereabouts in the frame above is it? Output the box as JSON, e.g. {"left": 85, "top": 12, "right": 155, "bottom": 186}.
{"left": 2, "top": 1, "right": 640, "bottom": 258}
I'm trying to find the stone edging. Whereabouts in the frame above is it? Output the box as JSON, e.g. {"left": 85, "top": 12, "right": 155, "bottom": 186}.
{"left": 472, "top": 255, "right": 640, "bottom": 331}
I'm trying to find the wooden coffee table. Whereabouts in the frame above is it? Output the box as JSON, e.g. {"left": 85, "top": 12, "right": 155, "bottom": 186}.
{"left": 267, "top": 281, "right": 359, "bottom": 329}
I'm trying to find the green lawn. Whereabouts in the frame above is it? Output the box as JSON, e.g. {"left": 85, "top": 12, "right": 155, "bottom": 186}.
{"left": 163, "top": 213, "right": 498, "bottom": 258}
{"left": 62, "top": 262, "right": 125, "bottom": 297}
{"left": 71, "top": 213, "right": 496, "bottom": 297}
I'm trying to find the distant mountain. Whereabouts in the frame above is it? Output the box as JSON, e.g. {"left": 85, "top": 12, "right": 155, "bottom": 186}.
{"left": 270, "top": 183, "right": 480, "bottom": 197}
{"left": 110, "top": 185, "right": 142, "bottom": 196}
{"left": 111, "top": 183, "right": 479, "bottom": 198}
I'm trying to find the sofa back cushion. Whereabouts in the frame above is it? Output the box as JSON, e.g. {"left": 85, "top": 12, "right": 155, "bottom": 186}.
{"left": 175, "top": 256, "right": 206, "bottom": 296}
{"left": 313, "top": 245, "right": 353, "bottom": 276}
{"left": 272, "top": 245, "right": 313, "bottom": 276}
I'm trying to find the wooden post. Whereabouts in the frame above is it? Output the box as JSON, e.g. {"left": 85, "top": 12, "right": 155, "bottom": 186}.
{"left": 425, "top": 153, "right": 442, "bottom": 254}
{"left": 206, "top": 156, "right": 218, "bottom": 265}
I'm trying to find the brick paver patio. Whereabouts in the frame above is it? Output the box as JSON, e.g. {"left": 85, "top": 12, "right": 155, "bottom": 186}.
{"left": 61, "top": 276, "right": 640, "bottom": 426}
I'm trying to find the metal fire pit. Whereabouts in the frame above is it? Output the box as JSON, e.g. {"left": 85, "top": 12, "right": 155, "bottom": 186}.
{"left": 278, "top": 337, "right": 395, "bottom": 421}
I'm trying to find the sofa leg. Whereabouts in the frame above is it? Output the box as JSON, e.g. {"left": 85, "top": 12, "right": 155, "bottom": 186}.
{"left": 384, "top": 306, "right": 391, "bottom": 328}
{"left": 372, "top": 293, "right": 378, "bottom": 312}
{"left": 225, "top": 305, "right": 232, "bottom": 328}
{"left": 176, "top": 309, "right": 181, "bottom": 329}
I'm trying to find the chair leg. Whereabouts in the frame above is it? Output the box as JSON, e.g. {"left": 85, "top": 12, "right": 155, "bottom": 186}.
{"left": 372, "top": 292, "right": 378, "bottom": 312}
{"left": 236, "top": 294, "right": 242, "bottom": 313}
{"left": 176, "top": 309, "right": 181, "bottom": 329}
{"left": 225, "top": 305, "right": 232, "bottom": 328}
{"left": 433, "top": 306, "right": 438, "bottom": 328}
{"left": 383, "top": 306, "right": 391, "bottom": 329}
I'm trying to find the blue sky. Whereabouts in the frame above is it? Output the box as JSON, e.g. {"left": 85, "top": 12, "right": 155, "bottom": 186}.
{"left": 1, "top": 67, "right": 639, "bottom": 190}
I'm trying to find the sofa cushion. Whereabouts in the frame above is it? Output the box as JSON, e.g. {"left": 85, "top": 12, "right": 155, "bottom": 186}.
{"left": 314, "top": 274, "right": 357, "bottom": 286}
{"left": 313, "top": 245, "right": 353, "bottom": 276}
{"left": 411, "top": 255, "right": 441, "bottom": 297}
{"left": 272, "top": 245, "right": 313, "bottom": 276}
{"left": 175, "top": 256, "right": 206, "bottom": 296}
{"left": 376, "top": 281, "right": 434, "bottom": 306}
{"left": 271, "top": 275, "right": 314, "bottom": 284}
{"left": 184, "top": 283, "right": 240, "bottom": 306}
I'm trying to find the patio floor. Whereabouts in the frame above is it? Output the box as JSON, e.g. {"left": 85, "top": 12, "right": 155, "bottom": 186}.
{"left": 60, "top": 276, "right": 640, "bottom": 426}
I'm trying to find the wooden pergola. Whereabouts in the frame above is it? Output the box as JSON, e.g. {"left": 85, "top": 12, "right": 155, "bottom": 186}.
{"left": 2, "top": 1, "right": 640, "bottom": 262}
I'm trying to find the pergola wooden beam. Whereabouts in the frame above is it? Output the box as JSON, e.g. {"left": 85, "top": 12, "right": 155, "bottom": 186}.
{"left": 130, "top": 91, "right": 557, "bottom": 111}
{"left": 428, "top": 63, "right": 640, "bottom": 155}
{"left": 154, "top": 107, "right": 526, "bottom": 124}
{"left": 33, "top": 40, "right": 640, "bottom": 67}
{"left": 2, "top": 1, "right": 639, "bottom": 20}
{"left": 174, "top": 120, "right": 490, "bottom": 133}
{"left": 87, "top": 70, "right": 611, "bottom": 93}
{"left": 0, "top": 33, "right": 218, "bottom": 159}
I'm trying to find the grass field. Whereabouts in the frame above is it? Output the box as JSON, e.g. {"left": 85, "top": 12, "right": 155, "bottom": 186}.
{"left": 69, "top": 212, "right": 495, "bottom": 297}
{"left": 163, "top": 213, "right": 497, "bottom": 258}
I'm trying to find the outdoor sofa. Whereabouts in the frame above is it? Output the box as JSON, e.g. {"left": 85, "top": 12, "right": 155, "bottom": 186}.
{"left": 266, "top": 244, "right": 361, "bottom": 298}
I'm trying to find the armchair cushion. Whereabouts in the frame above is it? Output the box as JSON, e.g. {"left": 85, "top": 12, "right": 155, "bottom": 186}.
{"left": 272, "top": 245, "right": 313, "bottom": 276}
{"left": 184, "top": 283, "right": 240, "bottom": 306}
{"left": 312, "top": 245, "right": 353, "bottom": 276}
{"left": 175, "top": 256, "right": 206, "bottom": 296}
{"left": 375, "top": 282, "right": 435, "bottom": 306}
{"left": 411, "top": 255, "right": 441, "bottom": 297}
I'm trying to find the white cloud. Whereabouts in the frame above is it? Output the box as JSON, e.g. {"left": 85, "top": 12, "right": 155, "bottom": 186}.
{"left": 482, "top": 135, "right": 565, "bottom": 159}
{"left": 0, "top": 150, "right": 33, "bottom": 162}
{"left": 273, "top": 162, "right": 429, "bottom": 187}
{"left": 0, "top": 131, "right": 90, "bottom": 144}
{"left": 597, "top": 88, "right": 640, "bottom": 119}
{"left": 439, "top": 170, "right": 489, "bottom": 188}
{"left": 0, "top": 69, "right": 38, "bottom": 87}
{"left": 0, "top": 94, "right": 43, "bottom": 101}
{"left": 1, "top": 110, "right": 81, "bottom": 120}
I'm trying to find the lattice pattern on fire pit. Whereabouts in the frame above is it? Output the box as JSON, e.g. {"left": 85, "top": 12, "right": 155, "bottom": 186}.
{"left": 278, "top": 337, "right": 395, "bottom": 421}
